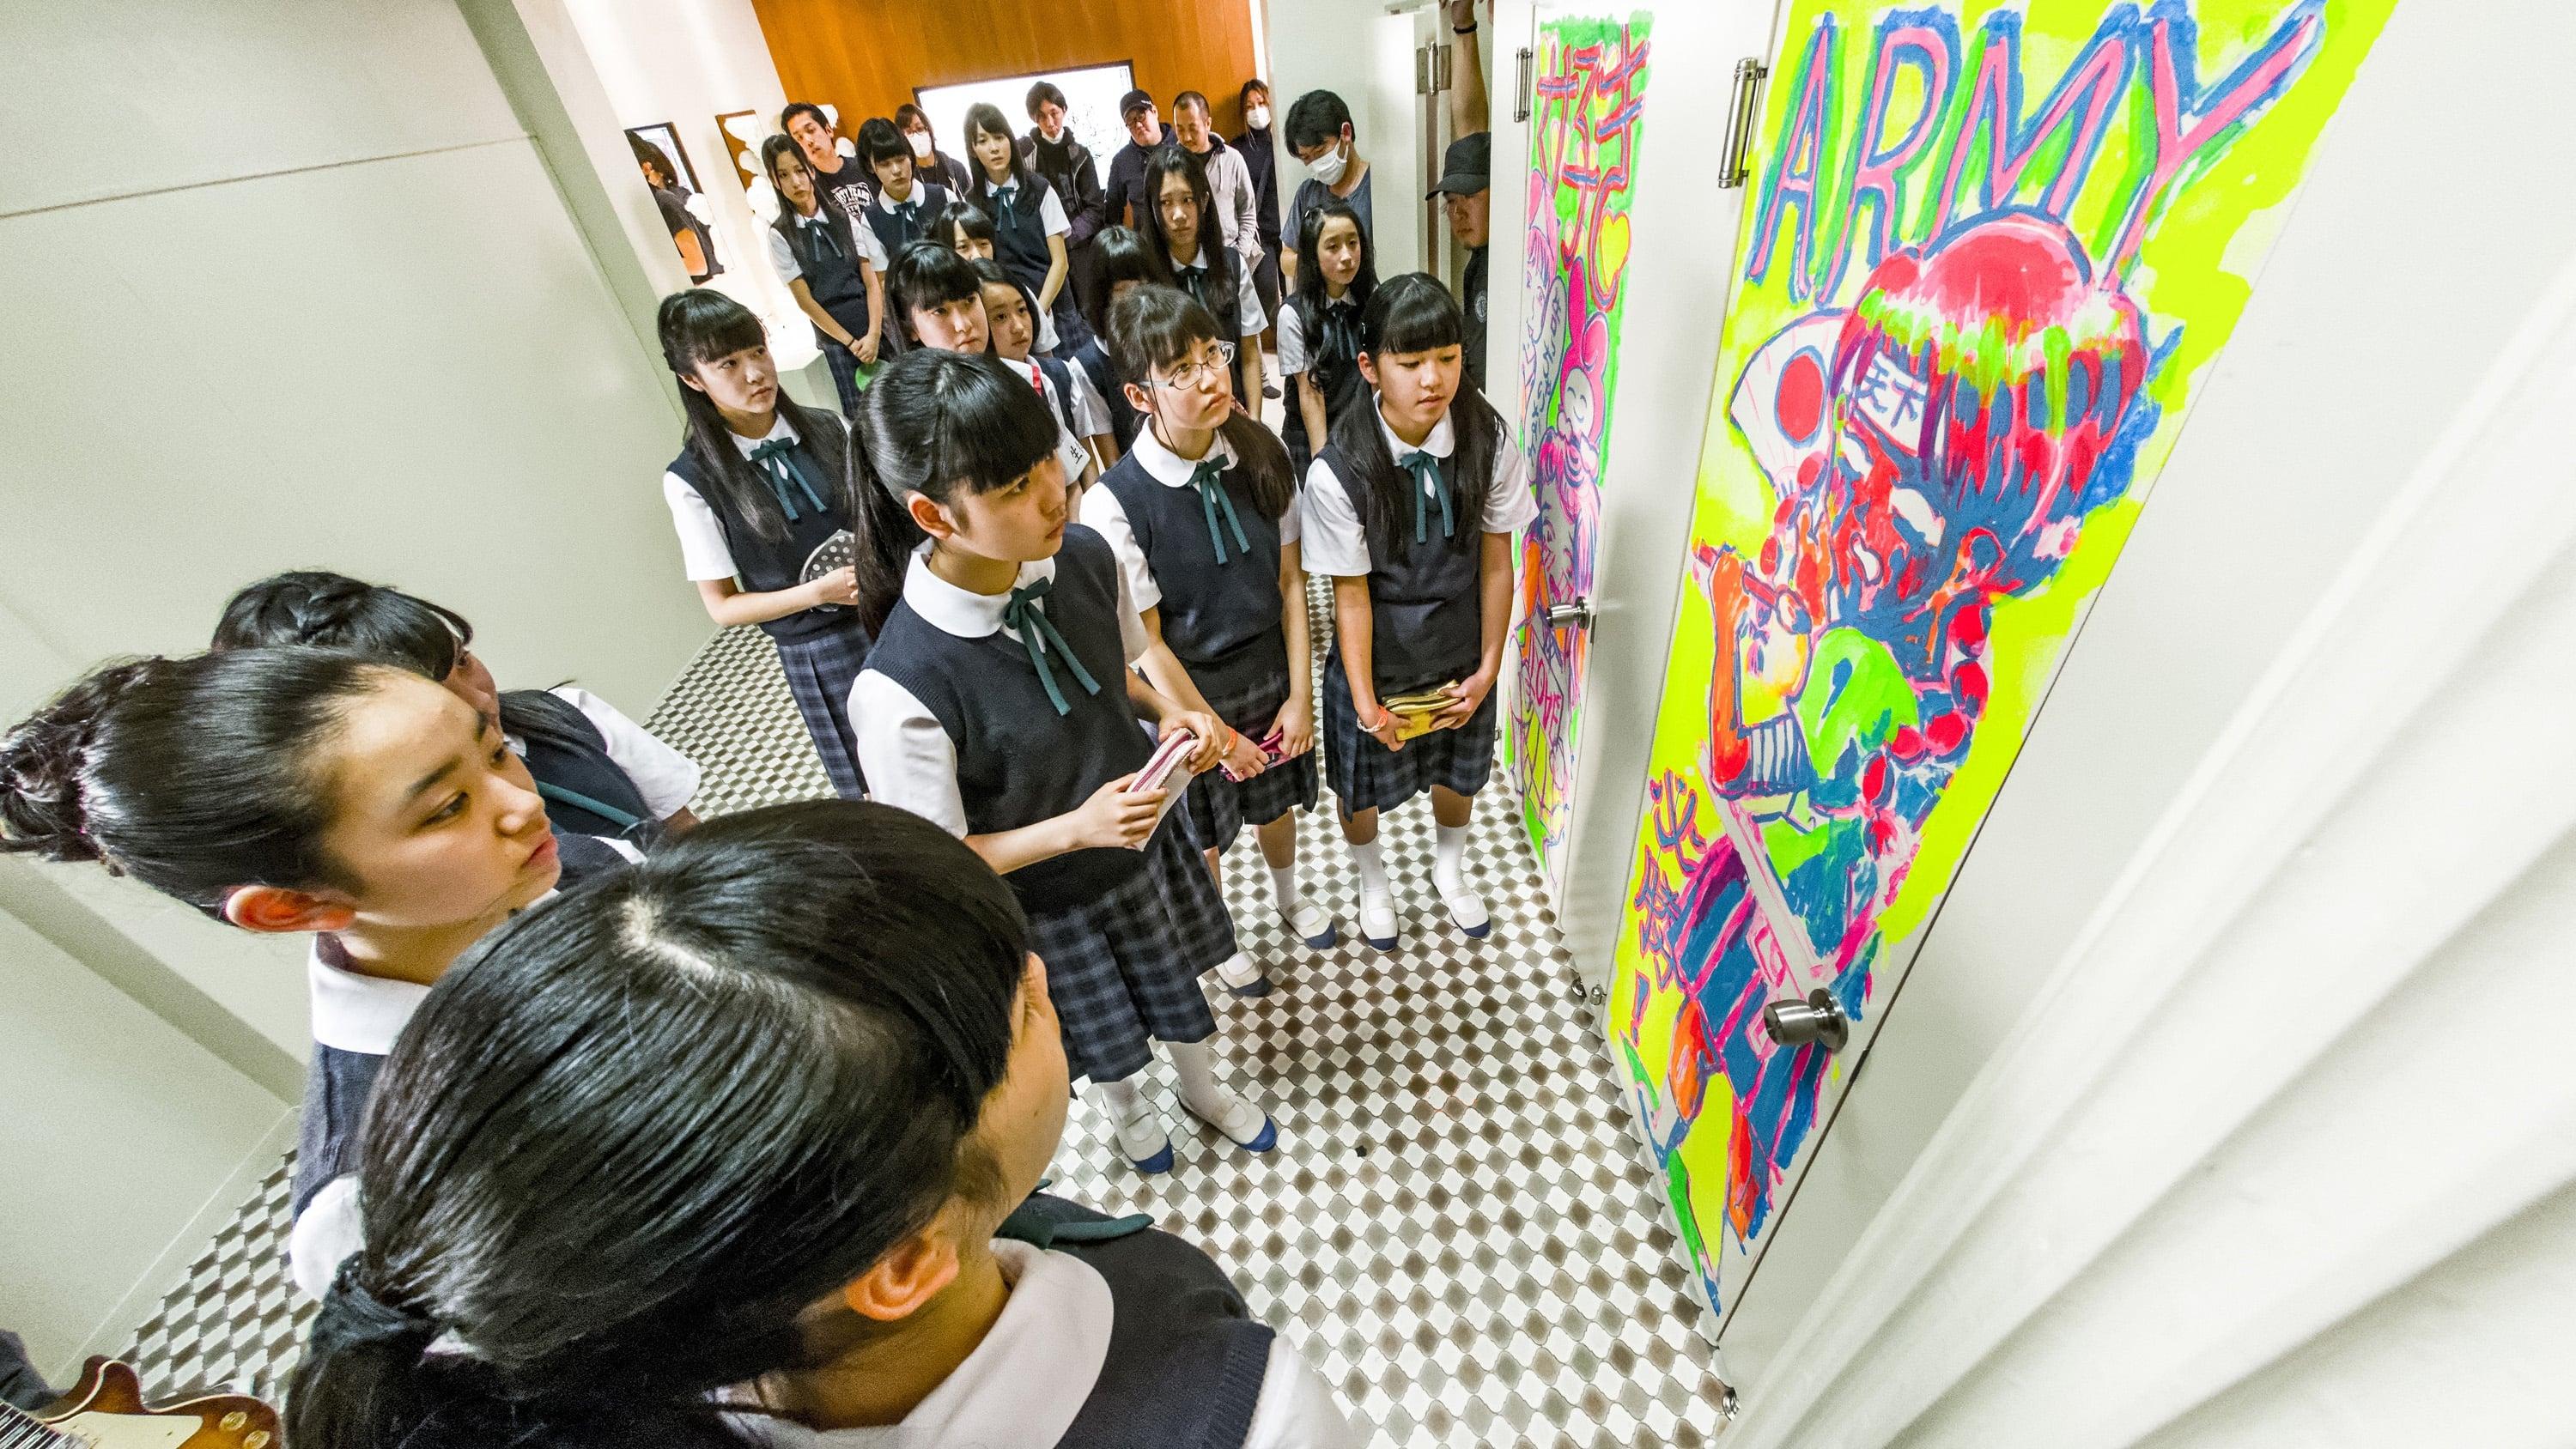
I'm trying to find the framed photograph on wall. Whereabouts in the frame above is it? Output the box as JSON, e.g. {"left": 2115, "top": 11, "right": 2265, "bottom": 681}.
{"left": 716, "top": 108, "right": 768, "bottom": 193}
{"left": 914, "top": 61, "right": 1137, "bottom": 179}
{"left": 623, "top": 123, "right": 699, "bottom": 191}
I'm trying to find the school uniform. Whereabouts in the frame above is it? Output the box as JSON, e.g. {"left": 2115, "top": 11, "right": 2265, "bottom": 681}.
{"left": 850, "top": 531, "right": 1240, "bottom": 1085}
{"left": 1184, "top": 140, "right": 1265, "bottom": 283}
{"left": 768, "top": 203, "right": 881, "bottom": 415}
{"left": 860, "top": 179, "right": 953, "bottom": 349}
{"left": 977, "top": 173, "right": 1093, "bottom": 354}
{"left": 1288, "top": 167, "right": 1374, "bottom": 252}
{"left": 1167, "top": 240, "right": 1266, "bottom": 407}
{"left": 1004, "top": 351, "right": 1097, "bottom": 485}
{"left": 1083, "top": 429, "right": 1315, "bottom": 854}
{"left": 663, "top": 415, "right": 872, "bottom": 799}
{"left": 1302, "top": 404, "right": 1535, "bottom": 816}
{"left": 738, "top": 1194, "right": 1365, "bottom": 1449}
{"left": 502, "top": 685, "right": 699, "bottom": 856}
{"left": 1072, "top": 336, "right": 1142, "bottom": 457}
{"left": 1277, "top": 293, "right": 1368, "bottom": 476}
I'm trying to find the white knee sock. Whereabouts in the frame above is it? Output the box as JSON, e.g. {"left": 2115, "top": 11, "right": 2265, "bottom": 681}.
{"left": 1267, "top": 862, "right": 1303, "bottom": 913}
{"left": 1093, "top": 1074, "right": 1146, "bottom": 1121}
{"left": 1349, "top": 837, "right": 1391, "bottom": 897}
{"left": 1167, "top": 1037, "right": 1234, "bottom": 1117}
{"left": 1434, "top": 822, "right": 1471, "bottom": 880}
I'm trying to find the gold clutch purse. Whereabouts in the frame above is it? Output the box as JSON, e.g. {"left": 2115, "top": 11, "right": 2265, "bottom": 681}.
{"left": 1380, "top": 685, "right": 1458, "bottom": 741}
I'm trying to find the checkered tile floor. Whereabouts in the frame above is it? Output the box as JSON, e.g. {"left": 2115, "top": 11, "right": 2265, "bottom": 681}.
{"left": 119, "top": 617, "right": 1728, "bottom": 1446}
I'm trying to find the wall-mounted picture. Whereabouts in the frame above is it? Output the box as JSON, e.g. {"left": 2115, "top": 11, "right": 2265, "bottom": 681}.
{"left": 914, "top": 61, "right": 1136, "bottom": 185}
{"left": 717, "top": 107, "right": 768, "bottom": 193}
{"left": 625, "top": 122, "right": 720, "bottom": 283}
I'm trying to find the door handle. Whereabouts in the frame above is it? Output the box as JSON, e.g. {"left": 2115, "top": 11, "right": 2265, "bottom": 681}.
{"left": 1543, "top": 598, "right": 1593, "bottom": 630}
{"left": 1762, "top": 989, "right": 1850, "bottom": 1052}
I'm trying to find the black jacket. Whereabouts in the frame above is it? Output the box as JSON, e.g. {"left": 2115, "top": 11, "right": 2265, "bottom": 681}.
{"left": 1231, "top": 127, "right": 1281, "bottom": 247}
{"left": 1024, "top": 130, "right": 1109, "bottom": 246}
{"left": 1104, "top": 124, "right": 1179, "bottom": 233}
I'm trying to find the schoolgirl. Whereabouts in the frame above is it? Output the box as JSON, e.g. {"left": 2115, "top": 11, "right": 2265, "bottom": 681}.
{"left": 1139, "top": 146, "right": 1267, "bottom": 408}
{"left": 1, "top": 648, "right": 564, "bottom": 1299}
{"left": 845, "top": 349, "right": 1281, "bottom": 1173}
{"left": 936, "top": 202, "right": 1072, "bottom": 357}
{"left": 886, "top": 240, "right": 990, "bottom": 355}
{"left": 655, "top": 289, "right": 872, "bottom": 800}
{"left": 210, "top": 570, "right": 698, "bottom": 870}
{"left": 1068, "top": 225, "right": 1176, "bottom": 461}
{"left": 1302, "top": 274, "right": 1534, "bottom": 951}
{"left": 1280, "top": 200, "right": 1377, "bottom": 477}
{"left": 760, "top": 134, "right": 885, "bottom": 415}
{"left": 856, "top": 117, "right": 954, "bottom": 293}
{"left": 962, "top": 100, "right": 1091, "bottom": 355}
{"left": 972, "top": 258, "right": 1104, "bottom": 490}
{"left": 1084, "top": 286, "right": 1334, "bottom": 950}
{"left": 282, "top": 802, "right": 1366, "bottom": 1449}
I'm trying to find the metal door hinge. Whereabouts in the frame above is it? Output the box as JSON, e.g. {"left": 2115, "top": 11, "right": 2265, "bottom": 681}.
{"left": 1717, "top": 58, "right": 1768, "bottom": 189}
{"left": 1514, "top": 45, "right": 1534, "bottom": 121}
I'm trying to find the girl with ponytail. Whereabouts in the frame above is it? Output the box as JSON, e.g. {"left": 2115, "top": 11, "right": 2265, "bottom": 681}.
{"left": 655, "top": 288, "right": 872, "bottom": 799}
{"left": 1302, "top": 273, "right": 1534, "bottom": 952}
{"left": 1085, "top": 284, "right": 1336, "bottom": 954}
{"left": 0, "top": 649, "right": 565, "bottom": 1300}
{"left": 845, "top": 348, "right": 1282, "bottom": 1176}
{"left": 283, "top": 803, "right": 1363, "bottom": 1449}
{"left": 212, "top": 569, "right": 700, "bottom": 871}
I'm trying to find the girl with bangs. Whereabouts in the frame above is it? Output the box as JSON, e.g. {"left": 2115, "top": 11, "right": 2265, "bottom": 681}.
{"left": 1067, "top": 225, "right": 1175, "bottom": 462}
{"left": 654, "top": 289, "right": 872, "bottom": 799}
{"left": 1084, "top": 284, "right": 1336, "bottom": 955}
{"left": 847, "top": 349, "right": 1285, "bottom": 1177}
{"left": 1302, "top": 274, "right": 1534, "bottom": 953}
{"left": 961, "top": 100, "right": 1089, "bottom": 355}
{"left": 1139, "top": 147, "right": 1266, "bottom": 409}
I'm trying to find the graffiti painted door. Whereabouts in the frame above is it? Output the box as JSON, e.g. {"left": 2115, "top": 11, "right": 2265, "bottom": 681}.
{"left": 1603, "top": 0, "right": 2396, "bottom": 1337}
{"left": 1507, "top": 4, "right": 1656, "bottom": 895}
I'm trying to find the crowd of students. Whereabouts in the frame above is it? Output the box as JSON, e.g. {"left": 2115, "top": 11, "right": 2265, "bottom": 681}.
{"left": 0, "top": 8, "right": 1514, "bottom": 1444}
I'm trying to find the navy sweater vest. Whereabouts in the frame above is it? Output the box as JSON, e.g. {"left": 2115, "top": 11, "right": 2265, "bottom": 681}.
{"left": 1321, "top": 440, "right": 1484, "bottom": 692}
{"left": 1097, "top": 452, "right": 1287, "bottom": 700}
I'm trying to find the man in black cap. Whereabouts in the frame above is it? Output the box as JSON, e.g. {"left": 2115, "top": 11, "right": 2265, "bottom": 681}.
{"left": 1104, "top": 88, "right": 1177, "bottom": 233}
{"left": 1430, "top": 130, "right": 1493, "bottom": 392}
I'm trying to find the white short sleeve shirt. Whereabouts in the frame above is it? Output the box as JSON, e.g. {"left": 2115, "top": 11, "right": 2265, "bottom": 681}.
{"left": 1299, "top": 403, "right": 1534, "bottom": 578}
{"left": 1078, "top": 429, "right": 1303, "bottom": 615}
{"left": 662, "top": 415, "right": 841, "bottom": 583}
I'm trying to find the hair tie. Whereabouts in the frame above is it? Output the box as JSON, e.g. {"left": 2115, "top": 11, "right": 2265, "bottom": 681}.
{"left": 315, "top": 1258, "right": 439, "bottom": 1353}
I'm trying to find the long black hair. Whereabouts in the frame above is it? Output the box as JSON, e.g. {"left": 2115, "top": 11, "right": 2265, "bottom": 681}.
{"left": 1327, "top": 272, "right": 1500, "bottom": 549}
{"left": 1081, "top": 225, "right": 1176, "bottom": 344}
{"left": 1107, "top": 285, "right": 1294, "bottom": 522}
{"left": 885, "top": 241, "right": 983, "bottom": 343}
{"left": 0, "top": 649, "right": 404, "bottom": 911}
{"left": 1291, "top": 199, "right": 1376, "bottom": 400}
{"left": 656, "top": 289, "right": 852, "bottom": 543}
{"left": 283, "top": 801, "right": 1032, "bottom": 1449}
{"left": 962, "top": 101, "right": 1045, "bottom": 217}
{"left": 843, "top": 349, "right": 1065, "bottom": 634}
{"left": 1139, "top": 146, "right": 1236, "bottom": 300}
{"left": 209, "top": 570, "right": 595, "bottom": 763}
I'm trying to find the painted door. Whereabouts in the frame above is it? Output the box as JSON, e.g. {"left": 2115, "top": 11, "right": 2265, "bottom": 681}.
{"left": 1507, "top": 3, "right": 1657, "bottom": 893}
{"left": 1605, "top": 0, "right": 2397, "bottom": 1334}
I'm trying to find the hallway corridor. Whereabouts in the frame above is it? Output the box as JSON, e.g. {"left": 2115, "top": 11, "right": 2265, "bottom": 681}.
{"left": 117, "top": 622, "right": 1728, "bottom": 1447}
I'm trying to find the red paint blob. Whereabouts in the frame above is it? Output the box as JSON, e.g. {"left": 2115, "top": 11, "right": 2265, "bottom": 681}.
{"left": 1888, "top": 724, "right": 1927, "bottom": 761}
{"left": 1777, "top": 351, "right": 1827, "bottom": 444}
{"left": 1926, "top": 712, "right": 1969, "bottom": 754}
{"left": 1952, "top": 660, "right": 1990, "bottom": 712}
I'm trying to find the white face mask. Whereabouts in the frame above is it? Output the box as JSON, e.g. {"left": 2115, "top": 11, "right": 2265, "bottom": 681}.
{"left": 908, "top": 131, "right": 933, "bottom": 159}
{"left": 1306, "top": 138, "right": 1349, "bottom": 186}
{"left": 1247, "top": 104, "right": 1272, "bottom": 130}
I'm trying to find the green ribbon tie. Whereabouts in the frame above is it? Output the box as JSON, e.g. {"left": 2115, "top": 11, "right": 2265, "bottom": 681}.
{"left": 1400, "top": 450, "right": 1454, "bottom": 543}
{"left": 534, "top": 781, "right": 645, "bottom": 834}
{"left": 1002, "top": 578, "right": 1103, "bottom": 716}
{"left": 744, "top": 439, "right": 829, "bottom": 521}
{"left": 1191, "top": 459, "right": 1251, "bottom": 565}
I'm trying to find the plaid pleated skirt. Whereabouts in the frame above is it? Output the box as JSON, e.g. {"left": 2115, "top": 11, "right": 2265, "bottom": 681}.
{"left": 774, "top": 616, "right": 872, "bottom": 800}
{"left": 1024, "top": 813, "right": 1239, "bottom": 1083}
{"left": 1321, "top": 651, "right": 1498, "bottom": 817}
{"left": 1177, "top": 669, "right": 1319, "bottom": 855}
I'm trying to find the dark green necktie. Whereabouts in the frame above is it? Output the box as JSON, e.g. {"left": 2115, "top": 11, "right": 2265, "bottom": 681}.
{"left": 1190, "top": 458, "right": 1251, "bottom": 565}
{"left": 534, "top": 780, "right": 644, "bottom": 833}
{"left": 744, "top": 439, "right": 828, "bottom": 521}
{"left": 1002, "top": 578, "right": 1103, "bottom": 716}
{"left": 804, "top": 215, "right": 843, "bottom": 258}
{"left": 1399, "top": 449, "right": 1455, "bottom": 543}
{"left": 1176, "top": 264, "right": 1210, "bottom": 308}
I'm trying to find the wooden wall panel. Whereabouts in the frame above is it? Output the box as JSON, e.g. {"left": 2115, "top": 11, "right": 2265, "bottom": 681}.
{"left": 746, "top": 0, "right": 1263, "bottom": 145}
